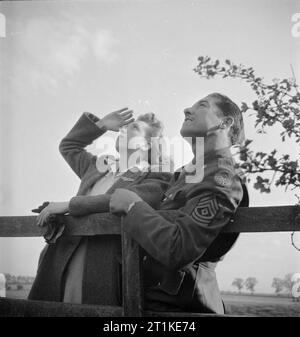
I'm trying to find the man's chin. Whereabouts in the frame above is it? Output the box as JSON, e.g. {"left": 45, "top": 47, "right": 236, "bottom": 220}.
{"left": 180, "top": 125, "right": 186, "bottom": 137}
{"left": 180, "top": 126, "right": 194, "bottom": 138}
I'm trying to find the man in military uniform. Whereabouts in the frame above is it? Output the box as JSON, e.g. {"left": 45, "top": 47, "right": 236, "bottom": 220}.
{"left": 110, "top": 93, "right": 249, "bottom": 314}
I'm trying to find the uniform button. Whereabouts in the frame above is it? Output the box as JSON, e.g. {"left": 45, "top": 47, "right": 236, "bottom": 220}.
{"left": 157, "top": 282, "right": 161, "bottom": 286}
{"left": 143, "top": 256, "right": 147, "bottom": 262}
{"left": 169, "top": 194, "right": 173, "bottom": 198}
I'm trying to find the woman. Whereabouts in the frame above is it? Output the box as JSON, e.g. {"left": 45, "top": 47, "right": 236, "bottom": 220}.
{"left": 28, "top": 108, "right": 172, "bottom": 305}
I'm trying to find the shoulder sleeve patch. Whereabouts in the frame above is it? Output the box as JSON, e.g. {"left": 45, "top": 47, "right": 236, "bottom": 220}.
{"left": 214, "top": 170, "right": 233, "bottom": 187}
{"left": 191, "top": 194, "right": 219, "bottom": 224}
{"left": 218, "top": 157, "right": 234, "bottom": 169}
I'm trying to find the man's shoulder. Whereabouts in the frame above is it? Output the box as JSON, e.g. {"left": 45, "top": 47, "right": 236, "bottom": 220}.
{"left": 205, "top": 155, "right": 238, "bottom": 186}
{"left": 183, "top": 155, "right": 243, "bottom": 201}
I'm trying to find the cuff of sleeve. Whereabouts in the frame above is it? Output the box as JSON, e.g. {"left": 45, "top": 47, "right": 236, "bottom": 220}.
{"left": 124, "top": 200, "right": 154, "bottom": 233}
{"left": 126, "top": 200, "right": 146, "bottom": 214}
{"left": 83, "top": 112, "right": 109, "bottom": 133}
{"left": 69, "top": 196, "right": 81, "bottom": 216}
{"left": 82, "top": 112, "right": 107, "bottom": 135}
{"left": 84, "top": 112, "right": 100, "bottom": 123}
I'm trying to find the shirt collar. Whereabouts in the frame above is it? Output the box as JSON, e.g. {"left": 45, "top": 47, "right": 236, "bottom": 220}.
{"left": 133, "top": 160, "right": 150, "bottom": 172}
{"left": 106, "top": 156, "right": 150, "bottom": 174}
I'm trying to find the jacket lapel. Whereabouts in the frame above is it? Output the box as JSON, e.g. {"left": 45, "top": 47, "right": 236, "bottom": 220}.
{"left": 77, "top": 167, "right": 108, "bottom": 196}
{"left": 106, "top": 169, "right": 144, "bottom": 194}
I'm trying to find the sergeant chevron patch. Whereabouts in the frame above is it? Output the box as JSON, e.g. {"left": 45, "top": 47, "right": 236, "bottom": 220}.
{"left": 191, "top": 195, "right": 219, "bottom": 224}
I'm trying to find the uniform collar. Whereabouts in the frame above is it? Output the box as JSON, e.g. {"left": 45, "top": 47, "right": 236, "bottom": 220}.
{"left": 203, "top": 146, "right": 233, "bottom": 163}
{"left": 183, "top": 146, "right": 233, "bottom": 171}
{"left": 173, "top": 146, "right": 234, "bottom": 184}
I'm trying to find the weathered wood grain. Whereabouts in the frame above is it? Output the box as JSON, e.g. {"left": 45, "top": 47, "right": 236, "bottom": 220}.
{"left": 0, "top": 206, "right": 299, "bottom": 237}
{"left": 223, "top": 205, "right": 300, "bottom": 233}
{"left": 0, "top": 213, "right": 121, "bottom": 237}
{"left": 144, "top": 310, "right": 240, "bottom": 317}
{"left": 0, "top": 298, "right": 122, "bottom": 317}
{"left": 121, "top": 218, "right": 144, "bottom": 317}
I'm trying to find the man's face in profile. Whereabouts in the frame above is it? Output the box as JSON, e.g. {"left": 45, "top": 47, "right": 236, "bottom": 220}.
{"left": 180, "top": 95, "right": 222, "bottom": 138}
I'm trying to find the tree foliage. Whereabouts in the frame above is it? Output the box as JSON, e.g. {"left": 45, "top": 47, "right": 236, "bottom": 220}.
{"left": 271, "top": 277, "right": 284, "bottom": 295}
{"left": 232, "top": 277, "right": 244, "bottom": 293}
{"left": 271, "top": 273, "right": 298, "bottom": 298}
{"left": 282, "top": 273, "right": 295, "bottom": 293}
{"left": 245, "top": 277, "right": 258, "bottom": 294}
{"left": 194, "top": 56, "right": 300, "bottom": 195}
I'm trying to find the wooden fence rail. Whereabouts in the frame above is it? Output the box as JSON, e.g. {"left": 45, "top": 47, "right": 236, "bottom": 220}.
{"left": 0, "top": 205, "right": 300, "bottom": 317}
{"left": 1, "top": 205, "right": 300, "bottom": 238}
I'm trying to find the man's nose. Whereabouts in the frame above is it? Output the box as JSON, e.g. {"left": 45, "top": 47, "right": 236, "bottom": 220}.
{"left": 184, "top": 109, "right": 191, "bottom": 116}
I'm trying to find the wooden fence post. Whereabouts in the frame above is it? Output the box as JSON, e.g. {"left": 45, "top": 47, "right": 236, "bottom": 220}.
{"left": 121, "top": 217, "right": 144, "bottom": 317}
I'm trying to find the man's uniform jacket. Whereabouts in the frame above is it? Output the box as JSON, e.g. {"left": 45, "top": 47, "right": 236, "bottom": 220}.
{"left": 123, "top": 147, "right": 249, "bottom": 314}
{"left": 28, "top": 112, "right": 171, "bottom": 304}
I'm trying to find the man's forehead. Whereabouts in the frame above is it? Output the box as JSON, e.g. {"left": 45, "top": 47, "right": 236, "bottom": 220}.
{"left": 194, "top": 96, "right": 213, "bottom": 107}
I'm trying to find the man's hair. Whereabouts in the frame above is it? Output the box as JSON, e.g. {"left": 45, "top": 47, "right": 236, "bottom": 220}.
{"left": 209, "top": 93, "right": 245, "bottom": 145}
{"left": 137, "top": 112, "right": 164, "bottom": 138}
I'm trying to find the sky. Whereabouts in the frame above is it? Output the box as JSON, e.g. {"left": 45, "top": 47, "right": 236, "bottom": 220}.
{"left": 0, "top": 0, "right": 300, "bottom": 294}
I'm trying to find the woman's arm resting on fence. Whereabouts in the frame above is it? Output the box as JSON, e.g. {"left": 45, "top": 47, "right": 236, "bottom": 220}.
{"left": 33, "top": 201, "right": 69, "bottom": 227}
{"left": 67, "top": 172, "right": 172, "bottom": 216}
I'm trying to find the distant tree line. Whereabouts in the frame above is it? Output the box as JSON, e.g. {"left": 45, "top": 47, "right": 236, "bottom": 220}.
{"left": 271, "top": 273, "right": 298, "bottom": 298}
{"left": 231, "top": 273, "right": 299, "bottom": 300}
{"left": 232, "top": 277, "right": 258, "bottom": 295}
{"left": 3, "top": 273, "right": 35, "bottom": 290}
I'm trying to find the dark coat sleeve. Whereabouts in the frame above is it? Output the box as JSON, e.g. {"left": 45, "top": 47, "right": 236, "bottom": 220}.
{"left": 123, "top": 166, "right": 243, "bottom": 271}
{"left": 59, "top": 112, "right": 106, "bottom": 179}
{"left": 68, "top": 172, "right": 172, "bottom": 216}
{"left": 127, "top": 172, "right": 171, "bottom": 210}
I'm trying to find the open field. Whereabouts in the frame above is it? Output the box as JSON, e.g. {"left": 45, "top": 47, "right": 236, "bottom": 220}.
{"left": 223, "top": 293, "right": 300, "bottom": 317}
{"left": 6, "top": 289, "right": 30, "bottom": 300}
{"left": 3, "top": 289, "right": 300, "bottom": 316}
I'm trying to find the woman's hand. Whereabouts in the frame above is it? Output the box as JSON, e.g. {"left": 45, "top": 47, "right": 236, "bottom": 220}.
{"left": 96, "top": 108, "right": 134, "bottom": 132}
{"left": 35, "top": 202, "right": 69, "bottom": 227}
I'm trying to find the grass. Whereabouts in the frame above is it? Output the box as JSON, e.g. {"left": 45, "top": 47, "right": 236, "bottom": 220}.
{"left": 223, "top": 293, "right": 300, "bottom": 317}
{"left": 4, "top": 288, "right": 300, "bottom": 316}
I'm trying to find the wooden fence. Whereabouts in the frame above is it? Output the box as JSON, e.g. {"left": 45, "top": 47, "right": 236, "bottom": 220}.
{"left": 0, "top": 205, "right": 299, "bottom": 317}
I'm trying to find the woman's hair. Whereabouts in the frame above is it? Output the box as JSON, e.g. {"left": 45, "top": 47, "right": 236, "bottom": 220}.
{"left": 137, "top": 112, "right": 174, "bottom": 171}
{"left": 209, "top": 93, "right": 245, "bottom": 145}
{"left": 137, "top": 112, "right": 164, "bottom": 138}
